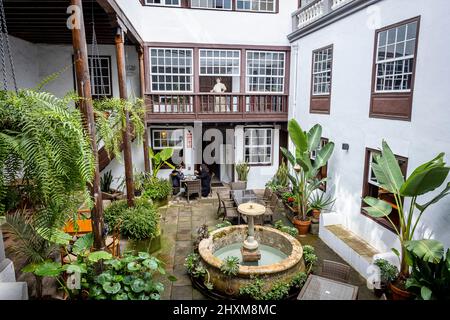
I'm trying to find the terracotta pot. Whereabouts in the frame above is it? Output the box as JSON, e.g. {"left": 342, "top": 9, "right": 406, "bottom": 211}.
{"left": 292, "top": 217, "right": 311, "bottom": 236}
{"left": 312, "top": 209, "right": 321, "bottom": 219}
{"left": 389, "top": 282, "right": 413, "bottom": 300}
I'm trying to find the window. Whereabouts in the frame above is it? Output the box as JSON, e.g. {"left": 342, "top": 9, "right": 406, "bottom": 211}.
{"left": 244, "top": 128, "right": 273, "bottom": 165}
{"left": 199, "top": 49, "right": 240, "bottom": 76}
{"left": 311, "top": 138, "right": 329, "bottom": 191}
{"left": 191, "top": 0, "right": 232, "bottom": 9}
{"left": 246, "top": 51, "right": 285, "bottom": 93}
{"left": 150, "top": 48, "right": 193, "bottom": 92}
{"left": 145, "top": 0, "right": 180, "bottom": 6}
{"left": 88, "top": 56, "right": 112, "bottom": 99}
{"left": 370, "top": 17, "right": 420, "bottom": 121}
{"left": 310, "top": 45, "right": 333, "bottom": 114}
{"left": 237, "top": 0, "right": 276, "bottom": 12}
{"left": 361, "top": 148, "right": 408, "bottom": 232}
{"left": 151, "top": 129, "right": 184, "bottom": 166}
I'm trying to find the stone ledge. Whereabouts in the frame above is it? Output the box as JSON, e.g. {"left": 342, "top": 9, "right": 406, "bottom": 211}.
{"left": 325, "top": 224, "right": 379, "bottom": 263}
{"left": 0, "top": 282, "right": 28, "bottom": 300}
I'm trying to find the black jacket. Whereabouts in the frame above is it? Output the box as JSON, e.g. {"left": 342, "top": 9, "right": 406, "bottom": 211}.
{"left": 196, "top": 171, "right": 211, "bottom": 197}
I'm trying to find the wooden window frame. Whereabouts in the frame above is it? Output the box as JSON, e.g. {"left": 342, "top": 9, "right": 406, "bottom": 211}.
{"left": 361, "top": 147, "right": 408, "bottom": 233}
{"left": 369, "top": 16, "right": 421, "bottom": 121}
{"left": 310, "top": 44, "right": 333, "bottom": 114}
{"left": 72, "top": 55, "right": 113, "bottom": 100}
{"left": 243, "top": 127, "right": 274, "bottom": 166}
{"left": 150, "top": 128, "right": 185, "bottom": 168}
{"left": 140, "top": 0, "right": 279, "bottom": 13}
{"left": 246, "top": 50, "right": 286, "bottom": 94}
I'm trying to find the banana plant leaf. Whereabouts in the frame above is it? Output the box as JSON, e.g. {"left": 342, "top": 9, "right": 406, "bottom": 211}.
{"left": 377, "top": 141, "right": 405, "bottom": 194}
{"left": 363, "top": 196, "right": 392, "bottom": 218}
{"left": 416, "top": 182, "right": 450, "bottom": 213}
{"left": 288, "top": 119, "right": 308, "bottom": 154}
{"left": 72, "top": 232, "right": 94, "bottom": 255}
{"left": 307, "top": 124, "right": 322, "bottom": 152}
{"left": 405, "top": 239, "right": 444, "bottom": 264}
{"left": 313, "top": 142, "right": 335, "bottom": 170}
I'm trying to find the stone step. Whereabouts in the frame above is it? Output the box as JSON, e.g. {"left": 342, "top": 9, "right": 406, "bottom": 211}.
{"left": 0, "top": 282, "right": 28, "bottom": 300}
{"left": 320, "top": 224, "right": 380, "bottom": 280}
{"left": 0, "top": 259, "right": 16, "bottom": 283}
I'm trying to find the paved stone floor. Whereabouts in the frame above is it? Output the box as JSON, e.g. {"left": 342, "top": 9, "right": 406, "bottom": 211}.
{"left": 154, "top": 192, "right": 377, "bottom": 300}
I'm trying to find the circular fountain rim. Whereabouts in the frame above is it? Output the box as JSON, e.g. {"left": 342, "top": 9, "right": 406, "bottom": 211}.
{"left": 198, "top": 225, "right": 303, "bottom": 276}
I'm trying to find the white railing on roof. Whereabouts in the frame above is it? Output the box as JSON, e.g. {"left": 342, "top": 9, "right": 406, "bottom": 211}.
{"left": 292, "top": 0, "right": 356, "bottom": 32}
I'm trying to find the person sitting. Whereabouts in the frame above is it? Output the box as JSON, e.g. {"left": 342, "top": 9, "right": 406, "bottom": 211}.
{"left": 170, "top": 165, "right": 185, "bottom": 196}
{"left": 195, "top": 164, "right": 211, "bottom": 197}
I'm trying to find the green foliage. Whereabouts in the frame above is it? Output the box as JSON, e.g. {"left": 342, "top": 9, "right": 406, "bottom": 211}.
{"left": 184, "top": 253, "right": 213, "bottom": 290}
{"left": 141, "top": 177, "right": 172, "bottom": 201}
{"left": 281, "top": 119, "right": 335, "bottom": 221}
{"left": 235, "top": 162, "right": 250, "bottom": 182}
{"left": 193, "top": 224, "right": 209, "bottom": 252}
{"left": 215, "top": 220, "right": 232, "bottom": 229}
{"left": 291, "top": 272, "right": 308, "bottom": 289}
{"left": 303, "top": 245, "right": 318, "bottom": 274}
{"left": 362, "top": 140, "right": 450, "bottom": 277}
{"left": 373, "top": 259, "right": 398, "bottom": 283}
{"left": 93, "top": 97, "right": 145, "bottom": 162}
{"left": 220, "top": 256, "right": 240, "bottom": 276}
{"left": 263, "top": 281, "right": 291, "bottom": 300}
{"left": 274, "top": 220, "right": 298, "bottom": 237}
{"left": 406, "top": 240, "right": 450, "bottom": 300}
{"left": 184, "top": 253, "right": 201, "bottom": 274}
{"left": 104, "top": 198, "right": 159, "bottom": 240}
{"left": 0, "top": 90, "right": 94, "bottom": 213}
{"left": 266, "top": 161, "right": 290, "bottom": 191}
{"left": 149, "top": 148, "right": 175, "bottom": 178}
{"left": 100, "top": 171, "right": 113, "bottom": 193}
{"left": 239, "top": 276, "right": 265, "bottom": 300}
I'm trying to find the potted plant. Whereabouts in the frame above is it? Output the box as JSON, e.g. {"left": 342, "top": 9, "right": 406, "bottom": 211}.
{"left": 309, "top": 191, "right": 335, "bottom": 219}
{"left": 363, "top": 141, "right": 450, "bottom": 299}
{"left": 281, "top": 120, "right": 335, "bottom": 236}
{"left": 372, "top": 258, "right": 398, "bottom": 297}
{"left": 405, "top": 239, "right": 450, "bottom": 300}
{"left": 235, "top": 162, "right": 250, "bottom": 187}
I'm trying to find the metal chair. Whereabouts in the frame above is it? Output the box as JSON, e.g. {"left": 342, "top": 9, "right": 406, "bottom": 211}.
{"left": 321, "top": 260, "right": 351, "bottom": 283}
{"left": 221, "top": 200, "right": 241, "bottom": 224}
{"left": 230, "top": 181, "right": 246, "bottom": 190}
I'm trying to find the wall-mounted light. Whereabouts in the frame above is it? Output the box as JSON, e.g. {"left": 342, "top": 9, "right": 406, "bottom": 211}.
{"left": 342, "top": 143, "right": 350, "bottom": 151}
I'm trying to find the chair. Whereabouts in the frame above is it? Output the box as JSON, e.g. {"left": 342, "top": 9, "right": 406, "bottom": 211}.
{"left": 230, "top": 181, "right": 246, "bottom": 191}
{"left": 217, "top": 192, "right": 235, "bottom": 217}
{"left": 262, "top": 187, "right": 273, "bottom": 201}
{"left": 320, "top": 260, "right": 351, "bottom": 283}
{"left": 262, "top": 193, "right": 278, "bottom": 224}
{"left": 106, "top": 221, "right": 121, "bottom": 258}
{"left": 221, "top": 200, "right": 241, "bottom": 224}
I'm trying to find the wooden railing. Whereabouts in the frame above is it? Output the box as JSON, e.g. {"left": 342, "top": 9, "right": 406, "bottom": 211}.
{"left": 292, "top": 0, "right": 355, "bottom": 31}
{"left": 145, "top": 93, "right": 288, "bottom": 123}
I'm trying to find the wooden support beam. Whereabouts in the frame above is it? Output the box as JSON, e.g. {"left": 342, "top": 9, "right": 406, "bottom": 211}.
{"left": 138, "top": 46, "right": 151, "bottom": 173}
{"left": 115, "top": 27, "right": 135, "bottom": 207}
{"left": 70, "top": 0, "right": 105, "bottom": 250}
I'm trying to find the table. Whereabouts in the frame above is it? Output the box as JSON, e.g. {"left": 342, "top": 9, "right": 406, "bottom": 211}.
{"left": 231, "top": 189, "right": 259, "bottom": 206}
{"left": 297, "top": 275, "right": 359, "bottom": 300}
{"left": 181, "top": 179, "right": 201, "bottom": 203}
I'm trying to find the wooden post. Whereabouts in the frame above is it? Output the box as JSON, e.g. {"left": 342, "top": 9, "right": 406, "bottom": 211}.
{"left": 115, "top": 27, "right": 134, "bottom": 207}
{"left": 138, "top": 46, "right": 151, "bottom": 173}
{"left": 70, "top": 0, "right": 105, "bottom": 250}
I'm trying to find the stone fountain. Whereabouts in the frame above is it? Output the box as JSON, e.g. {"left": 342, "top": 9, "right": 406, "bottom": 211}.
{"left": 238, "top": 202, "right": 266, "bottom": 262}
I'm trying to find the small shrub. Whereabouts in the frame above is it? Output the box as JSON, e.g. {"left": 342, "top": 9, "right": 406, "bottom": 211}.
{"left": 215, "top": 220, "right": 232, "bottom": 229}
{"left": 291, "top": 272, "right": 307, "bottom": 289}
{"left": 274, "top": 220, "right": 298, "bottom": 237}
{"left": 184, "top": 253, "right": 201, "bottom": 275}
{"left": 303, "top": 245, "right": 318, "bottom": 274}
{"left": 104, "top": 198, "right": 159, "bottom": 240}
{"left": 142, "top": 177, "right": 172, "bottom": 201}
{"left": 239, "top": 276, "right": 265, "bottom": 300}
{"left": 263, "top": 281, "right": 290, "bottom": 300}
{"left": 374, "top": 258, "right": 398, "bottom": 283}
{"left": 220, "top": 256, "right": 240, "bottom": 276}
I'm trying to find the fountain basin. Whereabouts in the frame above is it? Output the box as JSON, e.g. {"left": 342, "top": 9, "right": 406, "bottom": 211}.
{"left": 198, "top": 225, "right": 305, "bottom": 297}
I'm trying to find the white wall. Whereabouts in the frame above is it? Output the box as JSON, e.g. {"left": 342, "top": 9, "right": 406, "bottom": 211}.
{"left": 6, "top": 37, "right": 39, "bottom": 90}
{"left": 235, "top": 125, "right": 280, "bottom": 189}
{"left": 115, "top": 0, "right": 298, "bottom": 45}
{"left": 290, "top": 0, "right": 450, "bottom": 252}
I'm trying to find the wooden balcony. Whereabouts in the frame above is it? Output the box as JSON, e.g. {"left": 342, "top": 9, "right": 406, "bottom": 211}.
{"left": 145, "top": 93, "right": 288, "bottom": 124}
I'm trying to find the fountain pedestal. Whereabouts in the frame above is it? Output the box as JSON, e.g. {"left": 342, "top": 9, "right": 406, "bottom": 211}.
{"left": 237, "top": 203, "right": 266, "bottom": 263}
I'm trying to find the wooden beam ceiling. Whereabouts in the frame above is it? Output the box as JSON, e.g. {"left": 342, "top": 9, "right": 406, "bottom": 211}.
{"left": 3, "top": 0, "right": 129, "bottom": 45}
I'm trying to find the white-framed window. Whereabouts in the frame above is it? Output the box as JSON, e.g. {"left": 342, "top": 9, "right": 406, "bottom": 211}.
{"left": 246, "top": 51, "right": 285, "bottom": 93}
{"left": 191, "top": 0, "right": 232, "bottom": 10}
{"left": 199, "top": 49, "right": 240, "bottom": 76}
{"left": 88, "top": 56, "right": 112, "bottom": 98}
{"left": 375, "top": 20, "right": 418, "bottom": 93}
{"left": 152, "top": 129, "right": 184, "bottom": 150}
{"left": 236, "top": 0, "right": 276, "bottom": 12}
{"left": 244, "top": 128, "right": 273, "bottom": 165}
{"left": 150, "top": 48, "right": 193, "bottom": 92}
{"left": 368, "top": 151, "right": 381, "bottom": 187}
{"left": 312, "top": 46, "right": 332, "bottom": 95}
{"left": 145, "top": 0, "right": 181, "bottom": 6}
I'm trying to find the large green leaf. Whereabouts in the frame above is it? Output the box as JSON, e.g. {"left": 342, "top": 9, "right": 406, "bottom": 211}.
{"left": 72, "top": 232, "right": 94, "bottom": 255}
{"left": 62, "top": 262, "right": 87, "bottom": 274}
{"left": 288, "top": 119, "right": 307, "bottom": 153}
{"left": 416, "top": 182, "right": 450, "bottom": 213}
{"left": 280, "top": 147, "right": 296, "bottom": 167}
{"left": 362, "top": 196, "right": 392, "bottom": 218}
{"left": 158, "top": 148, "right": 174, "bottom": 162}
{"left": 307, "top": 124, "right": 322, "bottom": 152}
{"left": 420, "top": 286, "right": 433, "bottom": 300}
{"left": 378, "top": 141, "right": 404, "bottom": 193}
{"left": 34, "top": 261, "right": 62, "bottom": 277}
{"left": 36, "top": 227, "right": 72, "bottom": 245}
{"left": 405, "top": 239, "right": 444, "bottom": 264}
{"left": 131, "top": 279, "right": 146, "bottom": 293}
{"left": 401, "top": 153, "right": 449, "bottom": 196}
{"left": 88, "top": 251, "right": 112, "bottom": 262}
{"left": 313, "top": 142, "right": 334, "bottom": 170}
{"left": 102, "top": 282, "right": 121, "bottom": 294}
